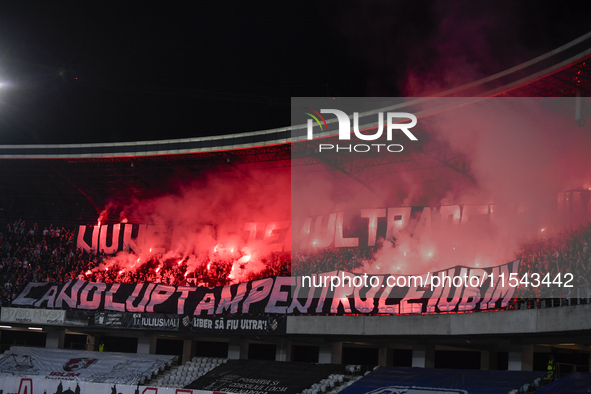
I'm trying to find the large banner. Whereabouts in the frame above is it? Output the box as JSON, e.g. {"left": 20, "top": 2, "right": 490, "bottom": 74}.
{"left": 92, "top": 312, "right": 286, "bottom": 335}
{"left": 0, "top": 347, "right": 175, "bottom": 385}
{"left": 12, "top": 260, "right": 519, "bottom": 315}
{"left": 187, "top": 359, "right": 341, "bottom": 394}
{"left": 338, "top": 366, "right": 545, "bottom": 394}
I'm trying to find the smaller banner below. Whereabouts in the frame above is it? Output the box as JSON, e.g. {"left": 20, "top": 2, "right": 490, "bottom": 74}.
{"left": 178, "top": 314, "right": 286, "bottom": 335}
{"left": 1, "top": 307, "right": 65, "bottom": 325}
{"left": 91, "top": 312, "right": 287, "bottom": 335}
{"left": 65, "top": 309, "right": 92, "bottom": 326}
{"left": 92, "top": 312, "right": 180, "bottom": 331}
{"left": 0, "top": 346, "right": 176, "bottom": 386}
{"left": 186, "top": 359, "right": 342, "bottom": 394}
{"left": 338, "top": 367, "right": 545, "bottom": 394}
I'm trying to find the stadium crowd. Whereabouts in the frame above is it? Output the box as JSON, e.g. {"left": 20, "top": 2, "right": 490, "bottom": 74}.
{"left": 0, "top": 220, "right": 292, "bottom": 305}
{"left": 1, "top": 219, "right": 591, "bottom": 307}
{"left": 291, "top": 247, "right": 376, "bottom": 275}
{"left": 515, "top": 222, "right": 591, "bottom": 300}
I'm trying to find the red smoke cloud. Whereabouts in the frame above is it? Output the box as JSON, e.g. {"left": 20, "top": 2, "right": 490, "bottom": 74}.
{"left": 292, "top": 98, "right": 591, "bottom": 275}
{"left": 94, "top": 167, "right": 290, "bottom": 283}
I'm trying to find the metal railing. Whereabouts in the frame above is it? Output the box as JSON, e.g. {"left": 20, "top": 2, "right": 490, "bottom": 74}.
{"left": 511, "top": 286, "right": 591, "bottom": 310}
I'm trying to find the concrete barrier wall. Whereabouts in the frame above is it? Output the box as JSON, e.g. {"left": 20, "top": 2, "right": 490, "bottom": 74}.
{"left": 286, "top": 304, "right": 591, "bottom": 336}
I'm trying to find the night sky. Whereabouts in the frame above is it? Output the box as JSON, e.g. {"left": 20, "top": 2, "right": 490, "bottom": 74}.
{"left": 0, "top": 1, "right": 590, "bottom": 144}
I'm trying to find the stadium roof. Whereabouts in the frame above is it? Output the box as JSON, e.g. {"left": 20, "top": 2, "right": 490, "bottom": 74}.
{"left": 1, "top": 32, "right": 591, "bottom": 223}
{"left": 2, "top": 31, "right": 591, "bottom": 160}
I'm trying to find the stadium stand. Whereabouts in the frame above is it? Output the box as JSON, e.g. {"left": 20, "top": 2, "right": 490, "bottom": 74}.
{"left": 3, "top": 31, "right": 591, "bottom": 394}
{"left": 0, "top": 346, "right": 176, "bottom": 385}
{"left": 2, "top": 219, "right": 591, "bottom": 309}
